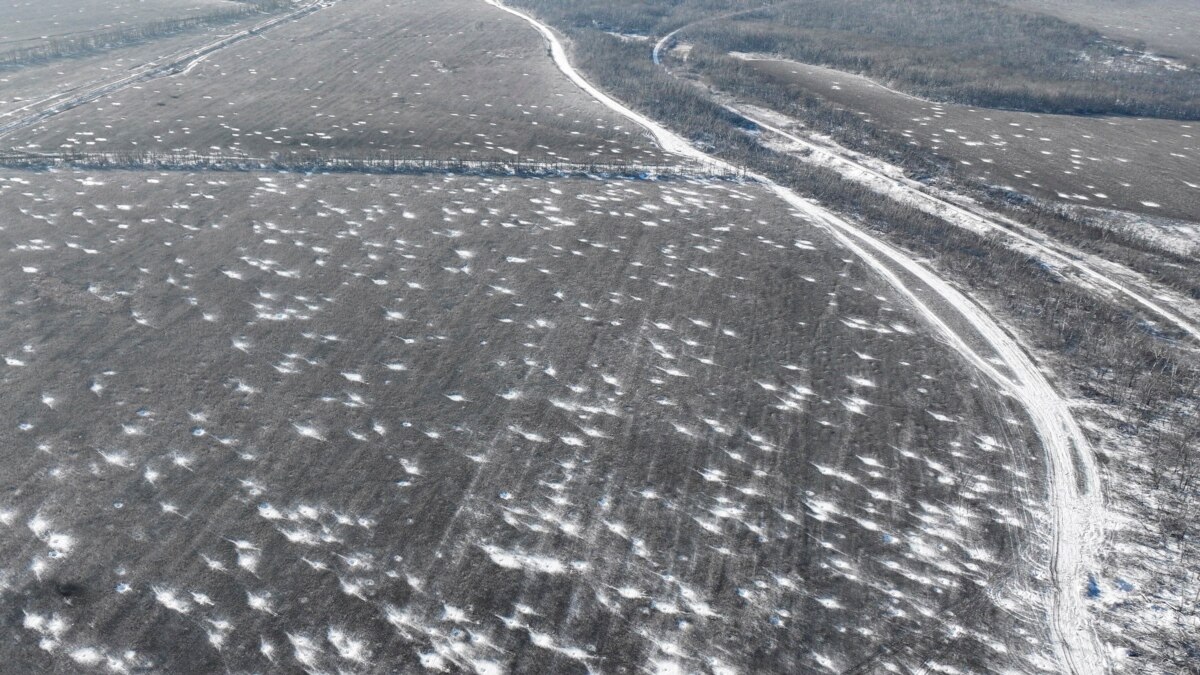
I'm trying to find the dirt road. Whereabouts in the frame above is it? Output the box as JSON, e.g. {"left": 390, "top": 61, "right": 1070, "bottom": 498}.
{"left": 486, "top": 1, "right": 1109, "bottom": 671}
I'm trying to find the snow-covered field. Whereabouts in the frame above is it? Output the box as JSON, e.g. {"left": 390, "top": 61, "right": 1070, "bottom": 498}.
{"left": 6, "top": 0, "right": 1186, "bottom": 671}
{"left": 0, "top": 0, "right": 240, "bottom": 45}
{"left": 1, "top": 0, "right": 667, "bottom": 165}
{"left": 1004, "top": 0, "right": 1200, "bottom": 65}
{"left": 0, "top": 169, "right": 1055, "bottom": 672}
{"left": 727, "top": 55, "right": 1200, "bottom": 223}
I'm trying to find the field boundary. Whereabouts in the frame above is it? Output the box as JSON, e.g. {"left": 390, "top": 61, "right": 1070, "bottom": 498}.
{"left": 0, "top": 150, "right": 743, "bottom": 181}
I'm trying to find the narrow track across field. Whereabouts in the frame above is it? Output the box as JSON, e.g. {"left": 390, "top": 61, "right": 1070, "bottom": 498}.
{"left": 0, "top": 0, "right": 334, "bottom": 139}
{"left": 485, "top": 1, "right": 1109, "bottom": 672}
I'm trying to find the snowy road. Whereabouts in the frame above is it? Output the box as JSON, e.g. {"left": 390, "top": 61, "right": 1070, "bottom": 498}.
{"left": 654, "top": 21, "right": 1198, "bottom": 342}
{"left": 485, "top": 0, "right": 1108, "bottom": 671}
{"left": 483, "top": 1, "right": 724, "bottom": 166}
{"left": 652, "top": 27, "right": 681, "bottom": 66}
{"left": 730, "top": 104, "right": 1200, "bottom": 342}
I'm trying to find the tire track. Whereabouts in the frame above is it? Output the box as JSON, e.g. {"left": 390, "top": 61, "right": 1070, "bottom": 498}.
{"left": 728, "top": 102, "right": 1200, "bottom": 342}
{"left": 657, "top": 15, "right": 1200, "bottom": 341}
{"left": 485, "top": 1, "right": 1107, "bottom": 671}
{"left": 0, "top": 0, "right": 334, "bottom": 140}
{"left": 654, "top": 20, "right": 1198, "bottom": 342}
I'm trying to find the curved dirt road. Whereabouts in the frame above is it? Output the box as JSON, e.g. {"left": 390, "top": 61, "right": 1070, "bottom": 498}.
{"left": 484, "top": 0, "right": 1108, "bottom": 672}
{"left": 654, "top": 22, "right": 1198, "bottom": 342}
{"left": 728, "top": 103, "right": 1200, "bottom": 341}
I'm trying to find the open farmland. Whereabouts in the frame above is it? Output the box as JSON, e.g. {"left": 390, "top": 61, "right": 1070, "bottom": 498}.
{"left": 0, "top": 14, "right": 287, "bottom": 120}
{"left": 0, "top": 169, "right": 1054, "bottom": 673}
{"left": 531, "top": 0, "right": 1200, "bottom": 119}
{"left": 0, "top": 0, "right": 240, "bottom": 46}
{"left": 726, "top": 55, "right": 1200, "bottom": 222}
{"left": 0, "top": 0, "right": 293, "bottom": 70}
{"left": 1003, "top": 0, "right": 1200, "bottom": 64}
{"left": 1, "top": 0, "right": 668, "bottom": 165}
{"left": 1, "top": 0, "right": 1198, "bottom": 672}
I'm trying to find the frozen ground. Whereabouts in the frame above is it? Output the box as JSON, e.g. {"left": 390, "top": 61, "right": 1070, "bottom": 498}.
{"left": 0, "top": 169, "right": 1056, "bottom": 673}
{"left": 1002, "top": 0, "right": 1200, "bottom": 64}
{"left": 0, "top": 14, "right": 275, "bottom": 120}
{"left": 728, "top": 55, "right": 1200, "bottom": 223}
{"left": 0, "top": 0, "right": 667, "bottom": 164}
{"left": 0, "top": 0, "right": 1172, "bottom": 670}
{"left": 0, "top": 0, "right": 240, "bottom": 46}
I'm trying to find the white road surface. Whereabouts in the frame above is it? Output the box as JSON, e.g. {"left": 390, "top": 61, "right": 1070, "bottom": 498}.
{"left": 655, "top": 21, "right": 1198, "bottom": 342}
{"left": 734, "top": 104, "right": 1200, "bottom": 342}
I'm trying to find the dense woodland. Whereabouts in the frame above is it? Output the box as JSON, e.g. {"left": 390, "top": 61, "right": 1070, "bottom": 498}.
{"left": 509, "top": 3, "right": 1200, "bottom": 663}
{"left": 0, "top": 0, "right": 293, "bottom": 68}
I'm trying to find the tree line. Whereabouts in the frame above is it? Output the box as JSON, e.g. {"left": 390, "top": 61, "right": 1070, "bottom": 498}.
{"left": 0, "top": 148, "right": 742, "bottom": 181}
{"left": 684, "top": 0, "right": 1200, "bottom": 119}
